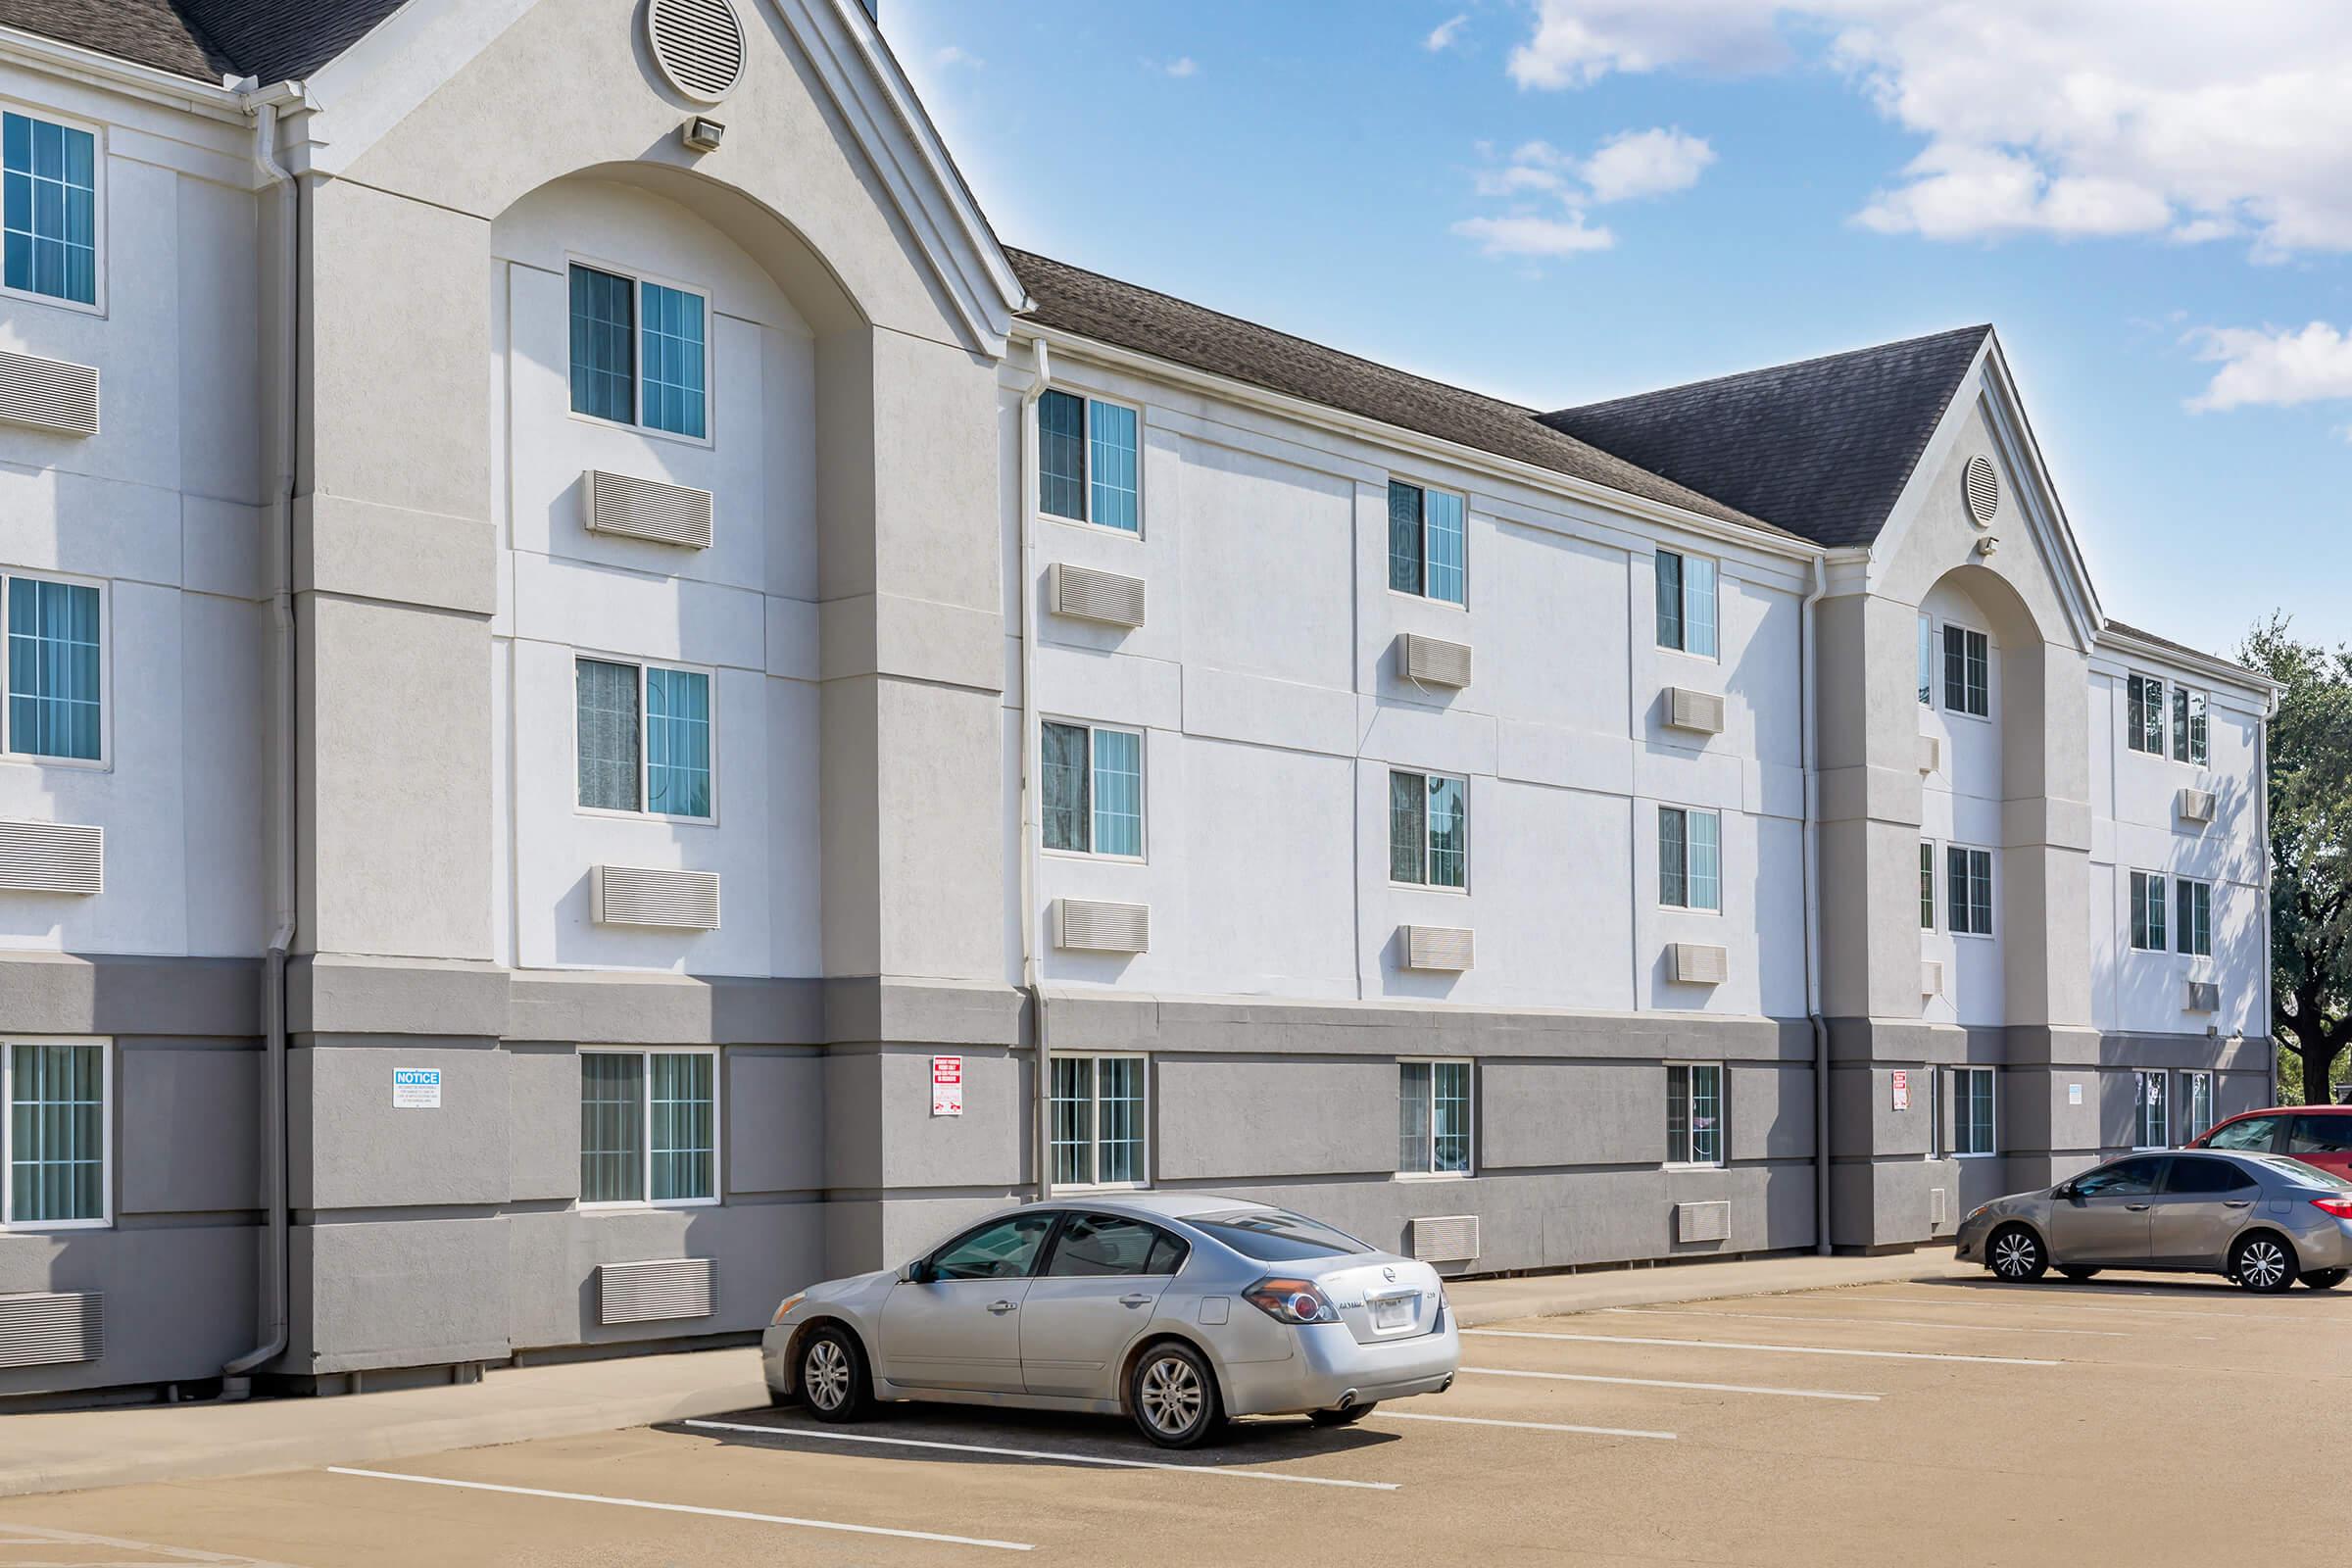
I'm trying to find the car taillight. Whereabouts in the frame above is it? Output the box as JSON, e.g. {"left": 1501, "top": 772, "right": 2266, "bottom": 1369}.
{"left": 1242, "top": 1277, "right": 1339, "bottom": 1325}
{"left": 2312, "top": 1197, "right": 2352, "bottom": 1220}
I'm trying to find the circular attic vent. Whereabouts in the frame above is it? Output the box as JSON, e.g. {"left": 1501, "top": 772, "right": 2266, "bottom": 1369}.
{"left": 648, "top": 0, "right": 746, "bottom": 103}
{"left": 1962, "top": 454, "right": 1999, "bottom": 526}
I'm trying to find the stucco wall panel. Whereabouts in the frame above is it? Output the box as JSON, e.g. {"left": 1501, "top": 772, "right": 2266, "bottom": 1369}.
{"left": 1153, "top": 1055, "right": 1394, "bottom": 1181}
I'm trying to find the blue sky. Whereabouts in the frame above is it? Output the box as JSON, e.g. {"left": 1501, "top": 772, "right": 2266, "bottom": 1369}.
{"left": 887, "top": 1, "right": 2352, "bottom": 657}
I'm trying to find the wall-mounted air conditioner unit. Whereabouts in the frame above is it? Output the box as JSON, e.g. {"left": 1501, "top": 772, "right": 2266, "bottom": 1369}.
{"left": 1050, "top": 563, "right": 1147, "bottom": 627}
{"left": 1054, "top": 899, "right": 1149, "bottom": 954}
{"left": 1401, "top": 925, "right": 1474, "bottom": 971}
{"left": 591, "top": 865, "right": 720, "bottom": 930}
{"left": 0, "top": 820, "right": 102, "bottom": 896}
{"left": 1669, "top": 943, "right": 1728, "bottom": 985}
{"left": 1665, "top": 687, "right": 1725, "bottom": 735}
{"left": 0, "top": 350, "right": 98, "bottom": 437}
{"left": 1398, "top": 632, "right": 1472, "bottom": 689}
{"left": 583, "top": 470, "right": 713, "bottom": 549}
{"left": 2177, "top": 788, "right": 2217, "bottom": 826}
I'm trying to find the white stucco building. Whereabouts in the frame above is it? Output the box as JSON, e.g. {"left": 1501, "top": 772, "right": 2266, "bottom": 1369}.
{"left": 0, "top": 0, "right": 2276, "bottom": 1403}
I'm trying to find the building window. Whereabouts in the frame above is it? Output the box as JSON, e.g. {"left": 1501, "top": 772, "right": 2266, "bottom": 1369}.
{"left": 1926, "top": 1065, "right": 1943, "bottom": 1159}
{"left": 1919, "top": 841, "right": 1936, "bottom": 930}
{"left": 2126, "top": 672, "right": 2166, "bottom": 756}
{"left": 1042, "top": 721, "right": 1143, "bottom": 858}
{"left": 1398, "top": 1059, "right": 1472, "bottom": 1176}
{"left": 1917, "top": 615, "right": 1935, "bottom": 706}
{"left": 1658, "top": 807, "right": 1722, "bottom": 912}
{"left": 1947, "top": 847, "right": 1993, "bottom": 936}
{"left": 2129, "top": 870, "right": 2168, "bottom": 952}
{"left": 568, "top": 263, "right": 708, "bottom": 439}
{"left": 575, "top": 657, "right": 712, "bottom": 819}
{"left": 1942, "top": 625, "right": 1988, "bottom": 717}
{"left": 4, "top": 574, "right": 102, "bottom": 762}
{"left": 2172, "top": 686, "right": 2208, "bottom": 765}
{"left": 1050, "top": 1054, "right": 1145, "bottom": 1189}
{"left": 4, "top": 1039, "right": 107, "bottom": 1228}
{"left": 1038, "top": 390, "right": 1140, "bottom": 532}
{"left": 1388, "top": 481, "right": 1466, "bottom": 605}
{"left": 2177, "top": 878, "right": 2212, "bottom": 957}
{"left": 1666, "top": 1063, "right": 1724, "bottom": 1166}
{"left": 1389, "top": 769, "right": 1467, "bottom": 889}
{"left": 2, "top": 111, "right": 97, "bottom": 307}
{"left": 579, "top": 1050, "right": 718, "bottom": 1206}
{"left": 2133, "top": 1069, "right": 2169, "bottom": 1151}
{"left": 1952, "top": 1066, "right": 1996, "bottom": 1155}
{"left": 1655, "top": 550, "right": 1718, "bottom": 658}
{"left": 2182, "top": 1071, "right": 2215, "bottom": 1142}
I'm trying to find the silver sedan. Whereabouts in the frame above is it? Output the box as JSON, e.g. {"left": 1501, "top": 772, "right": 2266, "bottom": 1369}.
{"left": 761, "top": 1194, "right": 1460, "bottom": 1447}
{"left": 1956, "top": 1149, "right": 2352, "bottom": 1292}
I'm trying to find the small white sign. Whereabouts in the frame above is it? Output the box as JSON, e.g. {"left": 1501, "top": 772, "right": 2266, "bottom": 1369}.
{"left": 2068, "top": 1082, "right": 2084, "bottom": 1106}
{"left": 1890, "top": 1069, "right": 1910, "bottom": 1112}
{"left": 393, "top": 1067, "right": 443, "bottom": 1109}
{"left": 931, "top": 1055, "right": 964, "bottom": 1117}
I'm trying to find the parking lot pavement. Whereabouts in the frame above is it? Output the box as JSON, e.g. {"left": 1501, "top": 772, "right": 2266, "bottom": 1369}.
{"left": 9, "top": 1271, "right": 2349, "bottom": 1566}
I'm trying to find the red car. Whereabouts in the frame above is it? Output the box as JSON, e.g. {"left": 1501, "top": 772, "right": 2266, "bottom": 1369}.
{"left": 2189, "top": 1104, "right": 2352, "bottom": 1180}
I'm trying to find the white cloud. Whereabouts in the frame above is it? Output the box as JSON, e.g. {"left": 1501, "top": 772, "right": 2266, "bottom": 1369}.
{"left": 931, "top": 45, "right": 983, "bottom": 71}
{"left": 1503, "top": 1, "right": 2352, "bottom": 256}
{"left": 2185, "top": 322, "right": 2352, "bottom": 413}
{"left": 1450, "top": 212, "right": 1618, "bottom": 258}
{"left": 1580, "top": 127, "right": 1716, "bottom": 203}
{"left": 1426, "top": 14, "right": 1470, "bottom": 51}
{"left": 1162, "top": 56, "right": 1199, "bottom": 78}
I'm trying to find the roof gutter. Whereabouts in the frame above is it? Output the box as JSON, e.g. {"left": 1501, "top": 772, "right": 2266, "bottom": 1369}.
{"left": 1014, "top": 323, "right": 1818, "bottom": 572}
{"left": 0, "top": 27, "right": 249, "bottom": 120}
{"left": 2093, "top": 624, "right": 2282, "bottom": 700}
{"left": 1799, "top": 552, "right": 1832, "bottom": 1253}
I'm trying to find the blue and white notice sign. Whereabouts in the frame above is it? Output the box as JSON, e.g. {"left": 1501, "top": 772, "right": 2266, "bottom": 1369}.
{"left": 392, "top": 1066, "right": 443, "bottom": 1109}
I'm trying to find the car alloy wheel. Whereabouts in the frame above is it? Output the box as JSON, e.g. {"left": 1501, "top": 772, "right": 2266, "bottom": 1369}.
{"left": 1990, "top": 1227, "right": 2043, "bottom": 1281}
{"left": 803, "top": 1336, "right": 852, "bottom": 1412}
{"left": 2233, "top": 1236, "right": 2295, "bottom": 1294}
{"left": 1139, "top": 1351, "right": 1205, "bottom": 1439}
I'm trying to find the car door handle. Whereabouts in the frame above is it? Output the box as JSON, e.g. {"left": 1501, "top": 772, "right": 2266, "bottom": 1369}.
{"left": 2125, "top": 1203, "right": 2151, "bottom": 1211}
{"left": 987, "top": 1299, "right": 1018, "bottom": 1315}
{"left": 2225, "top": 1200, "right": 2253, "bottom": 1208}
{"left": 1118, "top": 1294, "right": 1153, "bottom": 1308}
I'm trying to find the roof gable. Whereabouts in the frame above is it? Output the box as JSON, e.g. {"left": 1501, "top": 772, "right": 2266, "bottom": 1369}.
{"left": 1539, "top": 324, "right": 1991, "bottom": 549}
{"left": 0, "top": 0, "right": 407, "bottom": 82}
{"left": 1010, "top": 249, "right": 1801, "bottom": 545}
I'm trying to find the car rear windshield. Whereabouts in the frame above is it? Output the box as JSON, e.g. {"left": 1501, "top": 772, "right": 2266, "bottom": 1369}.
{"left": 2254, "top": 1155, "right": 2352, "bottom": 1190}
{"left": 1187, "top": 1209, "right": 1372, "bottom": 1262}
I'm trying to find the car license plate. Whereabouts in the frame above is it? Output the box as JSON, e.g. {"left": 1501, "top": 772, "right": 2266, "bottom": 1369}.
{"left": 1372, "top": 1294, "right": 1414, "bottom": 1331}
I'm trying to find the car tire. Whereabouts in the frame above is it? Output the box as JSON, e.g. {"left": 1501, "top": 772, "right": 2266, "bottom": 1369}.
{"left": 1987, "top": 1224, "right": 2048, "bottom": 1283}
{"left": 2230, "top": 1233, "right": 2299, "bottom": 1295}
{"left": 798, "top": 1324, "right": 874, "bottom": 1422}
{"left": 1308, "top": 1402, "right": 1378, "bottom": 1428}
{"left": 1129, "top": 1341, "right": 1222, "bottom": 1449}
{"left": 2058, "top": 1266, "right": 2100, "bottom": 1282}
{"left": 2302, "top": 1268, "right": 2348, "bottom": 1291}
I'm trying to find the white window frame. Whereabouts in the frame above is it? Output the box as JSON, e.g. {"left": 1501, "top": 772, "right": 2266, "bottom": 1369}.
{"left": 1947, "top": 844, "right": 1994, "bottom": 939}
{"left": 1951, "top": 1065, "right": 1997, "bottom": 1158}
{"left": 577, "top": 1046, "right": 722, "bottom": 1211}
{"left": 1037, "top": 389, "right": 1145, "bottom": 536}
{"left": 1388, "top": 477, "right": 1469, "bottom": 608}
{"left": 1048, "top": 1052, "right": 1149, "bottom": 1193}
{"left": 0, "top": 568, "right": 111, "bottom": 770}
{"left": 2128, "top": 869, "right": 2169, "bottom": 953}
{"left": 2177, "top": 877, "right": 2213, "bottom": 958}
{"left": 564, "top": 253, "right": 716, "bottom": 448}
{"left": 1941, "top": 621, "right": 1991, "bottom": 720}
{"left": 2181, "top": 1070, "right": 2216, "bottom": 1142}
{"left": 1388, "top": 767, "right": 1470, "bottom": 893}
{"left": 1396, "top": 1057, "right": 1474, "bottom": 1180}
{"left": 2132, "top": 1069, "right": 2170, "bottom": 1152}
{"left": 1919, "top": 840, "right": 1937, "bottom": 931}
{"left": 1665, "top": 1060, "right": 1726, "bottom": 1169}
{"left": 571, "top": 651, "right": 719, "bottom": 825}
{"left": 0, "top": 1036, "right": 112, "bottom": 1231}
{"left": 1925, "top": 1064, "right": 1942, "bottom": 1160}
{"left": 1657, "top": 804, "right": 1723, "bottom": 914}
{"left": 2170, "top": 684, "right": 2209, "bottom": 766}
{"left": 1655, "top": 548, "right": 1720, "bottom": 662}
{"left": 1039, "top": 717, "right": 1147, "bottom": 861}
{"left": 0, "top": 100, "right": 107, "bottom": 318}
{"left": 1916, "top": 613, "right": 1935, "bottom": 707}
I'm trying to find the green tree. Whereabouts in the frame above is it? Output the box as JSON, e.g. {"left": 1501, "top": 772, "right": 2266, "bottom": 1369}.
{"left": 2243, "top": 616, "right": 2352, "bottom": 1106}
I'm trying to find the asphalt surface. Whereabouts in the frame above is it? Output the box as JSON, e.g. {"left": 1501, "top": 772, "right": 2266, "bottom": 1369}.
{"left": 12, "top": 1271, "right": 2348, "bottom": 1566}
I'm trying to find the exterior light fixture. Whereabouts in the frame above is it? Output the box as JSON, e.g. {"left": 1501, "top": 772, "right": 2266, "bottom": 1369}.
{"left": 682, "top": 116, "right": 725, "bottom": 153}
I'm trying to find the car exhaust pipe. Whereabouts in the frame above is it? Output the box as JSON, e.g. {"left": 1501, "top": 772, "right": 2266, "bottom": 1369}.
{"left": 1336, "top": 1389, "right": 1359, "bottom": 1410}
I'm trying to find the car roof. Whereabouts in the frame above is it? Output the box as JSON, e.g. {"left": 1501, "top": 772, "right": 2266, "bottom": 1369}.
{"left": 1023, "top": 1193, "right": 1275, "bottom": 1222}
{"left": 2220, "top": 1104, "right": 2351, "bottom": 1117}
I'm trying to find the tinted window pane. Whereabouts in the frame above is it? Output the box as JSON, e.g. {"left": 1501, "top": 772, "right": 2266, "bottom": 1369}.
{"left": 1187, "top": 1208, "right": 1370, "bottom": 1262}
{"left": 2163, "top": 1156, "right": 2256, "bottom": 1196}
{"left": 1654, "top": 550, "right": 1683, "bottom": 649}
{"left": 1388, "top": 482, "right": 1423, "bottom": 595}
{"left": 1088, "top": 401, "right": 1139, "bottom": 531}
{"left": 2289, "top": 1115, "right": 2352, "bottom": 1154}
{"left": 932, "top": 1213, "right": 1055, "bottom": 1280}
{"left": 568, "top": 265, "right": 635, "bottom": 422}
{"left": 1038, "top": 390, "right": 1086, "bottom": 519}
{"left": 1043, "top": 1213, "right": 1163, "bottom": 1277}
{"left": 2205, "top": 1115, "right": 2279, "bottom": 1152}
{"left": 2074, "top": 1156, "right": 2165, "bottom": 1198}
{"left": 575, "top": 659, "right": 640, "bottom": 811}
{"left": 1424, "top": 489, "right": 1465, "bottom": 604}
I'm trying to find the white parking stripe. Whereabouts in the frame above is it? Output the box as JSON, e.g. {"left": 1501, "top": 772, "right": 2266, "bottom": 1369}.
{"left": 1373, "top": 1410, "right": 1678, "bottom": 1441}
{"left": 1606, "top": 1305, "right": 2127, "bottom": 1338}
{"left": 1465, "top": 1328, "right": 2057, "bottom": 1366}
{"left": 1870, "top": 1292, "right": 2330, "bottom": 1324}
{"left": 680, "top": 1417, "right": 1400, "bottom": 1491}
{"left": 324, "top": 1467, "right": 1036, "bottom": 1551}
{"left": 1460, "top": 1366, "right": 1880, "bottom": 1401}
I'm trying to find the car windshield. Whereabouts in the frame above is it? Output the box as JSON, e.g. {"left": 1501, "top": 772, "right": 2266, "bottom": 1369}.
{"left": 1186, "top": 1209, "right": 1372, "bottom": 1262}
{"left": 2254, "top": 1154, "right": 2352, "bottom": 1190}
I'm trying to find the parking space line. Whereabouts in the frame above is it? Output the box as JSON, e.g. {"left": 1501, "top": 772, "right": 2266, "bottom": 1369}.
{"left": 1871, "top": 1293, "right": 2332, "bottom": 1324}
{"left": 1465, "top": 1328, "right": 2058, "bottom": 1366}
{"left": 323, "top": 1466, "right": 1037, "bottom": 1551}
{"left": 1373, "top": 1410, "right": 1678, "bottom": 1441}
{"left": 679, "top": 1417, "right": 1401, "bottom": 1491}
{"left": 1606, "top": 1305, "right": 2127, "bottom": 1338}
{"left": 1460, "top": 1366, "right": 1880, "bottom": 1401}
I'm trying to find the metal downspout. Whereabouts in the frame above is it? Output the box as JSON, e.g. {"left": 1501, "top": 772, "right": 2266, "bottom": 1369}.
{"left": 224, "top": 91, "right": 298, "bottom": 1393}
{"left": 1801, "top": 555, "right": 1831, "bottom": 1254}
{"left": 1019, "top": 343, "right": 1053, "bottom": 1200}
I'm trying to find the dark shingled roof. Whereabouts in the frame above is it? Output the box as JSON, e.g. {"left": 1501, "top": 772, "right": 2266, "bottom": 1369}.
{"left": 2102, "top": 619, "right": 2241, "bottom": 670}
{"left": 1008, "top": 249, "right": 1799, "bottom": 544}
{"left": 0, "top": 0, "right": 410, "bottom": 82}
{"left": 1541, "top": 324, "right": 1992, "bottom": 550}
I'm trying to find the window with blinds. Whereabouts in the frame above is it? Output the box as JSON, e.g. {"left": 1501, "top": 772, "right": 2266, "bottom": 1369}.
{"left": 6, "top": 1041, "right": 106, "bottom": 1227}
{"left": 579, "top": 1050, "right": 717, "bottom": 1207}
{"left": 1049, "top": 1054, "right": 1146, "bottom": 1189}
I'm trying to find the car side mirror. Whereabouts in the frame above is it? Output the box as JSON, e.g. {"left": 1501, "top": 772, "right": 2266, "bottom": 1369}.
{"left": 899, "top": 1259, "right": 931, "bottom": 1285}
{"left": 2052, "top": 1183, "right": 2079, "bottom": 1202}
